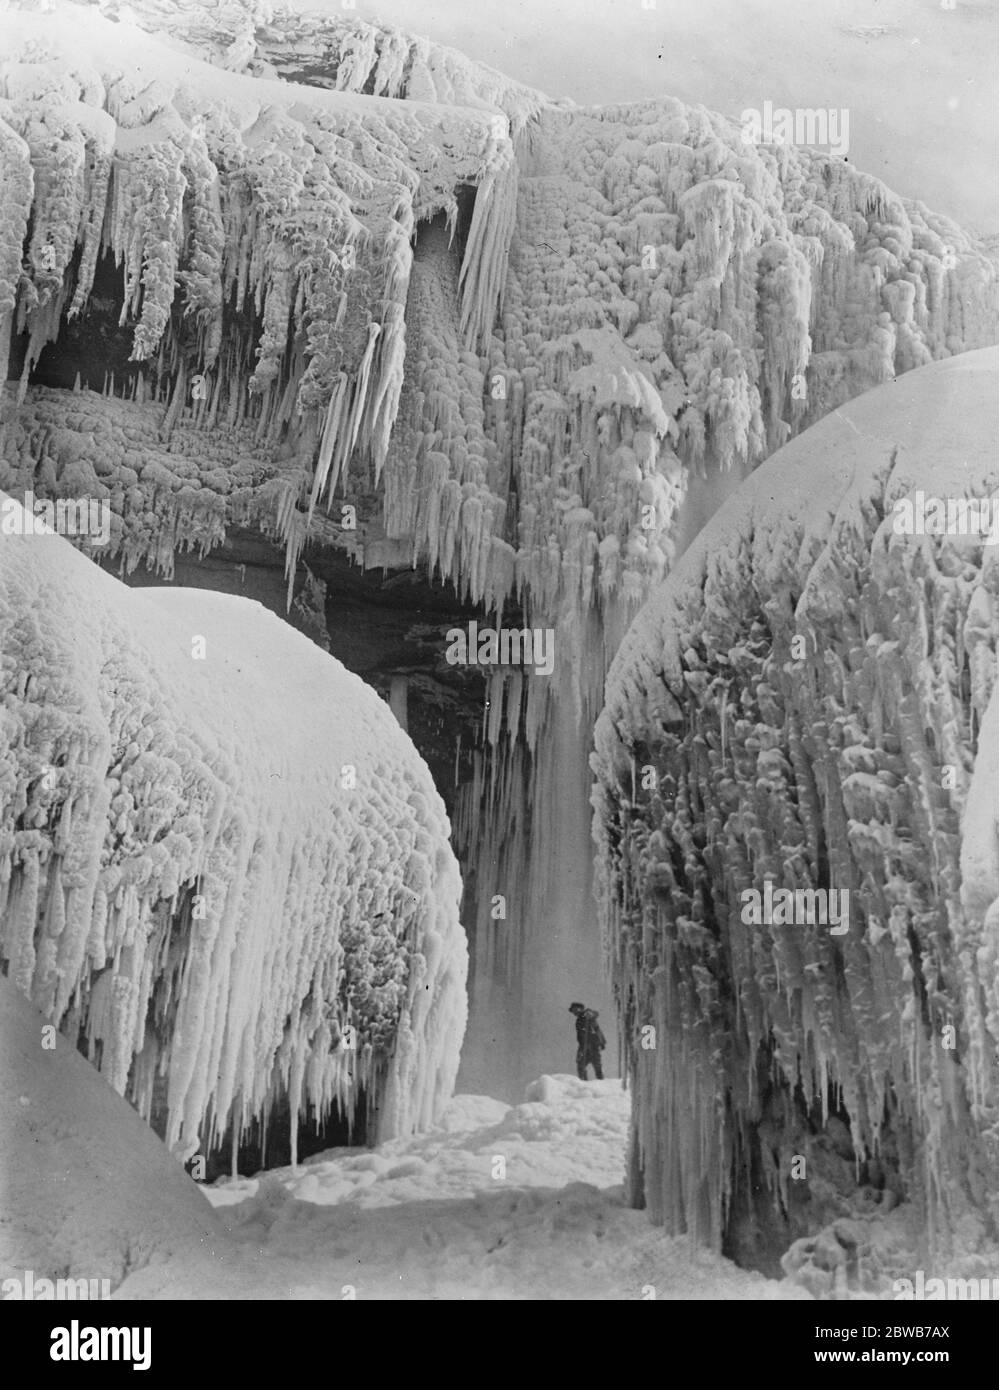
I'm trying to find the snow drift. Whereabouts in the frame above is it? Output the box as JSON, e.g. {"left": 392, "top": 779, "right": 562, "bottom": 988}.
{"left": 592, "top": 347, "right": 999, "bottom": 1261}
{"left": 0, "top": 496, "right": 467, "bottom": 1160}
{"left": 0, "top": 971, "right": 226, "bottom": 1291}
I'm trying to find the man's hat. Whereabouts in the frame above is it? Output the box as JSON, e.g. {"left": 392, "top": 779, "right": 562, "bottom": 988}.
{"left": 569, "top": 1002, "right": 584, "bottom": 1013}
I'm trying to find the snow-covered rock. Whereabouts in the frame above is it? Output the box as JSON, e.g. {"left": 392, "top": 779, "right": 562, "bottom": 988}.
{"left": 0, "top": 496, "right": 467, "bottom": 1159}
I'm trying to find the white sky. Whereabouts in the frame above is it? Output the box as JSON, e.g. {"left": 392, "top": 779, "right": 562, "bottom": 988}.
{"left": 297, "top": 0, "right": 999, "bottom": 234}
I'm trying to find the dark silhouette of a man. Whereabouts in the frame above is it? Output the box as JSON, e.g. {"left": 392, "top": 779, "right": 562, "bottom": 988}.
{"left": 569, "top": 1001, "right": 606, "bottom": 1080}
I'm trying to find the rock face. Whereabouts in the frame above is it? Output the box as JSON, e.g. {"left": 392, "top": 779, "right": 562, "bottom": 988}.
{"left": 0, "top": 497, "right": 467, "bottom": 1160}
{"left": 592, "top": 348, "right": 999, "bottom": 1267}
{"left": 3, "top": 0, "right": 999, "bottom": 1102}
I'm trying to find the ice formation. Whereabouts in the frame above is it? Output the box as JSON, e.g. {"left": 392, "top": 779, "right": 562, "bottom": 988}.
{"left": 592, "top": 348, "right": 999, "bottom": 1257}
{"left": 3, "top": 0, "right": 999, "bottom": 1096}
{"left": 446, "top": 99, "right": 999, "bottom": 1088}
{"left": 0, "top": 496, "right": 467, "bottom": 1159}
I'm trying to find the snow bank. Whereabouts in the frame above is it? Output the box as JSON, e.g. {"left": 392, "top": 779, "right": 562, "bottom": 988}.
{"left": 0, "top": 972, "right": 225, "bottom": 1292}
{"left": 0, "top": 498, "right": 467, "bottom": 1158}
{"left": 592, "top": 346, "right": 999, "bottom": 1257}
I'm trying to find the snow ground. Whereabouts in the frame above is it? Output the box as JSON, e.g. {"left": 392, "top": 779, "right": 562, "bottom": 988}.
{"left": 115, "top": 1074, "right": 807, "bottom": 1300}
{"left": 2, "top": 970, "right": 803, "bottom": 1300}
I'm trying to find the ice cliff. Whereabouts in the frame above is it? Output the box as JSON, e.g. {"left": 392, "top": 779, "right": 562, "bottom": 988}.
{"left": 0, "top": 494, "right": 467, "bottom": 1160}
{"left": 3, "top": 0, "right": 999, "bottom": 1098}
{"left": 593, "top": 348, "right": 999, "bottom": 1261}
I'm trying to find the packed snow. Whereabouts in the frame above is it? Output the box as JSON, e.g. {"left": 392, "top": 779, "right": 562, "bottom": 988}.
{"left": 112, "top": 1073, "right": 808, "bottom": 1300}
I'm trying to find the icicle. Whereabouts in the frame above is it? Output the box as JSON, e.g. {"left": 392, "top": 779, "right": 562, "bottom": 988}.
{"left": 459, "top": 155, "right": 519, "bottom": 351}
{"left": 592, "top": 348, "right": 999, "bottom": 1254}
{"left": 309, "top": 375, "right": 350, "bottom": 519}
{"left": 0, "top": 114, "right": 33, "bottom": 386}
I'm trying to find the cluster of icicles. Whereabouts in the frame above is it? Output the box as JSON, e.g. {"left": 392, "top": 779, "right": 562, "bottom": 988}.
{"left": 5, "top": 0, "right": 999, "bottom": 1117}
{"left": 4, "top": 3, "right": 996, "bottom": 640}
{"left": 0, "top": 496, "right": 467, "bottom": 1158}
{"left": 0, "top": 1, "right": 523, "bottom": 598}
{"left": 592, "top": 349, "right": 999, "bottom": 1254}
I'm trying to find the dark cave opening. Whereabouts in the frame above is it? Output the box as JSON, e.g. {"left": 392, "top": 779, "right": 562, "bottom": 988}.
{"left": 7, "top": 245, "right": 273, "bottom": 425}
{"left": 454, "top": 183, "right": 477, "bottom": 263}
{"left": 8, "top": 251, "right": 140, "bottom": 393}
{"left": 413, "top": 185, "right": 477, "bottom": 267}
{"left": 190, "top": 1091, "right": 372, "bottom": 1184}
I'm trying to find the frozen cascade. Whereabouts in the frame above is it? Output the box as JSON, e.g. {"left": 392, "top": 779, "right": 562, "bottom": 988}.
{"left": 0, "top": 495, "right": 467, "bottom": 1158}
{"left": 592, "top": 348, "right": 999, "bottom": 1257}
{"left": 3, "top": 0, "right": 999, "bottom": 1103}
{"left": 448, "top": 100, "right": 999, "bottom": 1092}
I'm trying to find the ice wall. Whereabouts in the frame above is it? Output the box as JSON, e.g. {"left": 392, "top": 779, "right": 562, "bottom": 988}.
{"left": 3, "top": 0, "right": 999, "bottom": 1098}
{"left": 450, "top": 100, "right": 999, "bottom": 1092}
{"left": 0, "top": 495, "right": 467, "bottom": 1157}
{"left": 592, "top": 348, "right": 999, "bottom": 1255}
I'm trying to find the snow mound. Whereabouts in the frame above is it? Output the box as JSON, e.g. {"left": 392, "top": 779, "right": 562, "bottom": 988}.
{"left": 0, "top": 501, "right": 467, "bottom": 1159}
{"left": 434, "top": 1092, "right": 509, "bottom": 1132}
{"left": 204, "top": 1072, "right": 629, "bottom": 1213}
{"left": 0, "top": 973, "right": 225, "bottom": 1292}
{"left": 593, "top": 346, "right": 999, "bottom": 1257}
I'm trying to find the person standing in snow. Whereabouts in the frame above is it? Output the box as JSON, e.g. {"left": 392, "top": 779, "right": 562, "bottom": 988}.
{"left": 569, "top": 1002, "right": 605, "bottom": 1080}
